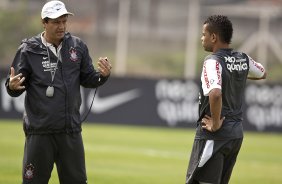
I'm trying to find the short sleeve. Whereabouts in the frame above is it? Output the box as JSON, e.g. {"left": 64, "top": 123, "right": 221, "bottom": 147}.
{"left": 201, "top": 59, "right": 222, "bottom": 96}
{"left": 248, "top": 55, "right": 265, "bottom": 78}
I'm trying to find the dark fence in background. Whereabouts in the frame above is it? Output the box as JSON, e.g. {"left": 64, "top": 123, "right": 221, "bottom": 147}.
{"left": 1, "top": 68, "right": 281, "bottom": 132}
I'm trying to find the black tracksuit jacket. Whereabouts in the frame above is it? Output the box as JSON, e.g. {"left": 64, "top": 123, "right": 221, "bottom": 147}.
{"left": 5, "top": 32, "right": 108, "bottom": 134}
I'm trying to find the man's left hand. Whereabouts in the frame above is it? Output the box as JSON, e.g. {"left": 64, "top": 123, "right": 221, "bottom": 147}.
{"left": 98, "top": 57, "right": 112, "bottom": 77}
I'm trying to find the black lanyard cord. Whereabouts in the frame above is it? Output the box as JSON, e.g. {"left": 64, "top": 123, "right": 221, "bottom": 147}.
{"left": 80, "top": 87, "right": 98, "bottom": 123}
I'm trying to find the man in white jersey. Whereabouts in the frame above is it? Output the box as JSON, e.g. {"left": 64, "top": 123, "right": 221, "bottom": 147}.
{"left": 185, "top": 15, "right": 266, "bottom": 184}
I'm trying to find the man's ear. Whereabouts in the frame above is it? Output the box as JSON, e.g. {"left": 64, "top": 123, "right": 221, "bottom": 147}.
{"left": 211, "top": 33, "right": 217, "bottom": 43}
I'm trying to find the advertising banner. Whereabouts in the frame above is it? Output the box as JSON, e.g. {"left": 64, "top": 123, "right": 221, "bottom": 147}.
{"left": 1, "top": 68, "right": 281, "bottom": 132}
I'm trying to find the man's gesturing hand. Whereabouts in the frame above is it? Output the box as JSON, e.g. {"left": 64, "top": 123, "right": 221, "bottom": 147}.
{"left": 8, "top": 67, "right": 25, "bottom": 91}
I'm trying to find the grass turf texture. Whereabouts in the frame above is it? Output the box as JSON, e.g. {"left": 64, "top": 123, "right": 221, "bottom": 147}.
{"left": 0, "top": 120, "right": 281, "bottom": 184}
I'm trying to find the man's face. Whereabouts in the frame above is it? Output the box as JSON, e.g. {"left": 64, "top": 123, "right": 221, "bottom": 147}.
{"left": 43, "top": 15, "right": 68, "bottom": 44}
{"left": 201, "top": 23, "right": 214, "bottom": 52}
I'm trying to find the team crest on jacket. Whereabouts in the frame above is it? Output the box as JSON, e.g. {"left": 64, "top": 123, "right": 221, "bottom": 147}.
{"left": 69, "top": 47, "right": 78, "bottom": 62}
{"left": 24, "top": 163, "right": 35, "bottom": 180}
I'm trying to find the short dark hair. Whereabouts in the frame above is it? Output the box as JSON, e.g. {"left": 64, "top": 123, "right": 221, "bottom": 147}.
{"left": 43, "top": 17, "right": 50, "bottom": 23}
{"left": 204, "top": 15, "right": 233, "bottom": 44}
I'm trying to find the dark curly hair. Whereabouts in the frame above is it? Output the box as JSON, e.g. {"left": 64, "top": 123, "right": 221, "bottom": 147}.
{"left": 204, "top": 15, "right": 233, "bottom": 44}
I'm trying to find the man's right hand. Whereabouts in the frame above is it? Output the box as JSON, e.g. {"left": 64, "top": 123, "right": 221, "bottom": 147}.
{"left": 8, "top": 67, "right": 25, "bottom": 91}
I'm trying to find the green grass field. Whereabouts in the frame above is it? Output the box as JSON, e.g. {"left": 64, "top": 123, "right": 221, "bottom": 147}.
{"left": 0, "top": 120, "right": 281, "bottom": 184}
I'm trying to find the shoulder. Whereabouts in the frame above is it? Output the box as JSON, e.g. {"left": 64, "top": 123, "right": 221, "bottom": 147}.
{"left": 204, "top": 54, "right": 217, "bottom": 61}
{"left": 64, "top": 32, "right": 86, "bottom": 46}
{"left": 17, "top": 34, "right": 42, "bottom": 52}
{"left": 205, "top": 51, "right": 225, "bottom": 63}
{"left": 204, "top": 54, "right": 221, "bottom": 67}
{"left": 232, "top": 50, "right": 248, "bottom": 58}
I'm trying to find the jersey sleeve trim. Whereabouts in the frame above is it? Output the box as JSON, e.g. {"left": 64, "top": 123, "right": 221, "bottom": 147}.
{"left": 247, "top": 55, "right": 265, "bottom": 78}
{"left": 201, "top": 59, "right": 222, "bottom": 96}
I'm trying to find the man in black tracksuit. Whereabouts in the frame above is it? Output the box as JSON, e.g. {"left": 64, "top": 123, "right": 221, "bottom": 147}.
{"left": 5, "top": 1, "right": 112, "bottom": 183}
{"left": 185, "top": 15, "right": 266, "bottom": 184}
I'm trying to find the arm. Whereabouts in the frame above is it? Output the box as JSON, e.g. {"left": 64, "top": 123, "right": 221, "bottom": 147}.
{"left": 247, "top": 55, "right": 267, "bottom": 80}
{"left": 6, "top": 45, "right": 29, "bottom": 97}
{"left": 201, "top": 88, "right": 225, "bottom": 132}
{"left": 200, "top": 59, "right": 224, "bottom": 132}
{"left": 205, "top": 88, "right": 224, "bottom": 132}
{"left": 80, "top": 43, "right": 111, "bottom": 88}
{"left": 248, "top": 72, "right": 266, "bottom": 80}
